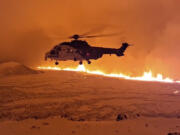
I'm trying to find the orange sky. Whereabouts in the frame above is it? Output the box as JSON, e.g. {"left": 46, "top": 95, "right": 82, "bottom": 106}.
{"left": 0, "top": 0, "right": 180, "bottom": 78}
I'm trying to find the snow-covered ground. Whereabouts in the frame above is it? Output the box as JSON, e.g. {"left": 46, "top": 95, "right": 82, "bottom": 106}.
{"left": 0, "top": 62, "right": 180, "bottom": 135}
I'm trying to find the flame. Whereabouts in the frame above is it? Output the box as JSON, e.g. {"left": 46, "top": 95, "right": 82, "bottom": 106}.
{"left": 37, "top": 65, "right": 180, "bottom": 83}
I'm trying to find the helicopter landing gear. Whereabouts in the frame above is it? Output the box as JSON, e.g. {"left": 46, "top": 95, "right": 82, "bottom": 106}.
{"left": 74, "top": 57, "right": 77, "bottom": 61}
{"left": 87, "top": 60, "right": 91, "bottom": 64}
{"left": 55, "top": 61, "right": 59, "bottom": 65}
{"left": 79, "top": 61, "right": 83, "bottom": 65}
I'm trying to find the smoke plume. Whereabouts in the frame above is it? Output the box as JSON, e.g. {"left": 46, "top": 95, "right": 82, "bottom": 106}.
{"left": 0, "top": 0, "right": 180, "bottom": 78}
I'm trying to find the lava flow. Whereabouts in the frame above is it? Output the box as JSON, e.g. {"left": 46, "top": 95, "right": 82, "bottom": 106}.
{"left": 37, "top": 65, "right": 180, "bottom": 83}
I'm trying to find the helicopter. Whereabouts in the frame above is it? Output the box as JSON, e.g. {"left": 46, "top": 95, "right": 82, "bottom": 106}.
{"left": 45, "top": 33, "right": 131, "bottom": 65}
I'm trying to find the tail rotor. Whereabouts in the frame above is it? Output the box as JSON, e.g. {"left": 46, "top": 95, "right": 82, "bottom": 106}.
{"left": 116, "top": 42, "right": 131, "bottom": 56}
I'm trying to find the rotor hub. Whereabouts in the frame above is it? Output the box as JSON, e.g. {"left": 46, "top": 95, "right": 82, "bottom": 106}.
{"left": 71, "top": 34, "right": 80, "bottom": 40}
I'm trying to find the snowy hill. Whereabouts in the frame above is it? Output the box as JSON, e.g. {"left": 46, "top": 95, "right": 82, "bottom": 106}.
{"left": 0, "top": 61, "right": 39, "bottom": 77}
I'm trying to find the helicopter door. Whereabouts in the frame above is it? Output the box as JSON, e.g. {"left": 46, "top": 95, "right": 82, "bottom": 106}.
{"left": 58, "top": 46, "right": 80, "bottom": 60}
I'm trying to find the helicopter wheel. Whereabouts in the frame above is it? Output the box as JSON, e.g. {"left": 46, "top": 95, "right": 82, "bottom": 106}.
{"left": 79, "top": 61, "right": 83, "bottom": 65}
{"left": 74, "top": 58, "right": 77, "bottom": 61}
{"left": 55, "top": 61, "right": 59, "bottom": 65}
{"left": 87, "top": 60, "right": 91, "bottom": 64}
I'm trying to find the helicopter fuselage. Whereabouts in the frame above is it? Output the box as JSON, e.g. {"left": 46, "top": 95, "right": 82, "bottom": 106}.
{"left": 45, "top": 40, "right": 129, "bottom": 65}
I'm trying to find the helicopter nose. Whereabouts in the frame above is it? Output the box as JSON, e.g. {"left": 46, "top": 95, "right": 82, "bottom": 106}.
{"left": 45, "top": 52, "right": 50, "bottom": 61}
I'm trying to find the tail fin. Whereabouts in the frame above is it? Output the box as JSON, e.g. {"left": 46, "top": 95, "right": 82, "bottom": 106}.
{"left": 116, "top": 42, "right": 130, "bottom": 56}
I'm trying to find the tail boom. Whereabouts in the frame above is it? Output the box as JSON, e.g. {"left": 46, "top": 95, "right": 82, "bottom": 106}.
{"left": 116, "top": 42, "right": 130, "bottom": 56}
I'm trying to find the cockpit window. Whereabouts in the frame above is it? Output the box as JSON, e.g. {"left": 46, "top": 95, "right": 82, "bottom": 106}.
{"left": 54, "top": 45, "right": 58, "bottom": 49}
{"left": 57, "top": 47, "right": 61, "bottom": 51}
{"left": 53, "top": 45, "right": 61, "bottom": 51}
{"left": 50, "top": 50, "right": 56, "bottom": 54}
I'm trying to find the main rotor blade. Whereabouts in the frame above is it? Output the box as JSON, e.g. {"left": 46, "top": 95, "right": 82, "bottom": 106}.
{"left": 81, "top": 27, "right": 107, "bottom": 36}
{"left": 82, "top": 33, "right": 121, "bottom": 38}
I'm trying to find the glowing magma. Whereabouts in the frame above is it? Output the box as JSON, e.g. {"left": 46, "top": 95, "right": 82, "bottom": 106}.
{"left": 37, "top": 65, "right": 180, "bottom": 83}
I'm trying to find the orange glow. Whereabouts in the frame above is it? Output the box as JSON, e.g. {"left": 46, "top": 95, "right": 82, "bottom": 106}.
{"left": 37, "top": 65, "right": 180, "bottom": 83}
